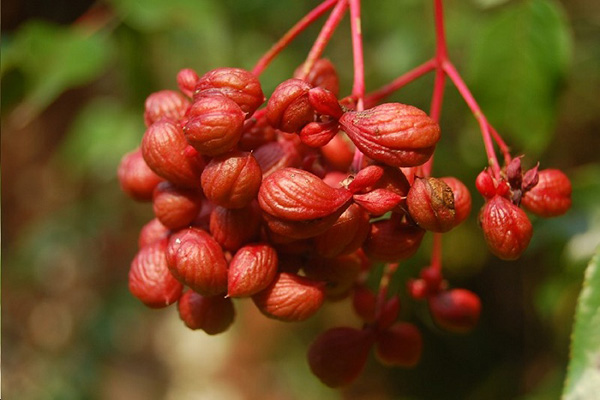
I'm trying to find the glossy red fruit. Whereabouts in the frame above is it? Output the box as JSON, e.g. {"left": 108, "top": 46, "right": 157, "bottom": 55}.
{"left": 307, "top": 87, "right": 343, "bottom": 119}
{"left": 228, "top": 244, "right": 279, "bottom": 297}
{"left": 201, "top": 151, "right": 262, "bottom": 209}
{"left": 128, "top": 239, "right": 183, "bottom": 308}
{"left": 307, "top": 327, "right": 374, "bottom": 388}
{"left": 294, "top": 58, "right": 340, "bottom": 96}
{"left": 363, "top": 219, "right": 425, "bottom": 262}
{"left": 428, "top": 289, "right": 481, "bottom": 333}
{"left": 521, "top": 169, "right": 572, "bottom": 217}
{"left": 152, "top": 181, "right": 202, "bottom": 230}
{"left": 375, "top": 322, "right": 422, "bottom": 367}
{"left": 194, "top": 67, "right": 265, "bottom": 115}
{"left": 253, "top": 139, "right": 303, "bottom": 178}
{"left": 138, "top": 218, "right": 170, "bottom": 249}
{"left": 353, "top": 189, "right": 404, "bottom": 216}
{"left": 178, "top": 290, "right": 235, "bottom": 335}
{"left": 314, "top": 203, "right": 371, "bottom": 258}
{"left": 252, "top": 272, "right": 325, "bottom": 322}
{"left": 177, "top": 68, "right": 199, "bottom": 98}
{"left": 339, "top": 103, "right": 441, "bottom": 167}
{"left": 441, "top": 177, "right": 472, "bottom": 226}
{"left": 479, "top": 195, "right": 533, "bottom": 260}
{"left": 258, "top": 167, "right": 352, "bottom": 221}
{"left": 407, "top": 177, "right": 456, "bottom": 232}
{"left": 299, "top": 120, "right": 339, "bottom": 147}
{"left": 184, "top": 94, "right": 246, "bottom": 156}
{"left": 266, "top": 78, "right": 314, "bottom": 133}
{"left": 166, "top": 228, "right": 228, "bottom": 295}
{"left": 118, "top": 148, "right": 163, "bottom": 202}
{"left": 141, "top": 119, "right": 204, "bottom": 188}
{"left": 209, "top": 203, "right": 261, "bottom": 252}
{"left": 144, "top": 90, "right": 190, "bottom": 127}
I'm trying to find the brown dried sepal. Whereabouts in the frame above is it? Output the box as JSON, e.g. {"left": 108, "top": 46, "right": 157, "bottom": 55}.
{"left": 407, "top": 177, "right": 456, "bottom": 232}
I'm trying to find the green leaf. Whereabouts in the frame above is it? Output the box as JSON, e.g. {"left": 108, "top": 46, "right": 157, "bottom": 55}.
{"left": 468, "top": 0, "right": 571, "bottom": 155}
{"left": 563, "top": 246, "right": 600, "bottom": 400}
{"left": 57, "top": 98, "right": 144, "bottom": 179}
{"left": 1, "top": 20, "right": 112, "bottom": 119}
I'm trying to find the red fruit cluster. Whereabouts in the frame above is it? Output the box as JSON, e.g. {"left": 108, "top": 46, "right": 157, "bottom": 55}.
{"left": 476, "top": 158, "right": 571, "bottom": 260}
{"left": 118, "top": 59, "right": 572, "bottom": 386}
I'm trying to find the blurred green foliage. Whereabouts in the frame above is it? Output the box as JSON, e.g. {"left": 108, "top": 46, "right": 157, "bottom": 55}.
{"left": 2, "top": 0, "right": 600, "bottom": 399}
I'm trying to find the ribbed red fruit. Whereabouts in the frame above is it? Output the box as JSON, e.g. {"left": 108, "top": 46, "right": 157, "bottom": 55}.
{"left": 178, "top": 290, "right": 235, "bottom": 335}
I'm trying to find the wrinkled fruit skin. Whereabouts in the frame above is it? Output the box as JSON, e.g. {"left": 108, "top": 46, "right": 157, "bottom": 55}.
{"left": 440, "top": 176, "right": 472, "bottom": 226}
{"left": 166, "top": 227, "right": 228, "bottom": 295}
{"left": 129, "top": 239, "right": 183, "bottom": 308}
{"left": 252, "top": 272, "right": 325, "bottom": 321}
{"left": 178, "top": 290, "right": 235, "bottom": 335}
{"left": 521, "top": 169, "right": 571, "bottom": 217}
{"left": 428, "top": 289, "right": 481, "bottom": 333}
{"left": 118, "top": 148, "right": 163, "bottom": 202}
{"left": 228, "top": 244, "right": 279, "bottom": 297}
{"left": 266, "top": 79, "right": 314, "bottom": 133}
{"left": 152, "top": 182, "right": 202, "bottom": 230}
{"left": 479, "top": 195, "right": 533, "bottom": 260}
{"left": 339, "top": 103, "right": 441, "bottom": 167}
{"left": 209, "top": 203, "right": 261, "bottom": 251}
{"left": 308, "top": 327, "right": 374, "bottom": 388}
{"left": 294, "top": 58, "right": 340, "bottom": 96}
{"left": 201, "top": 151, "right": 262, "bottom": 209}
{"left": 314, "top": 203, "right": 371, "bottom": 258}
{"left": 407, "top": 177, "right": 456, "bottom": 232}
{"left": 144, "top": 90, "right": 190, "bottom": 127}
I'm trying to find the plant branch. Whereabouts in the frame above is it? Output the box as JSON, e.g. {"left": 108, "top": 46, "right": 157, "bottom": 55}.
{"left": 252, "top": 0, "right": 339, "bottom": 76}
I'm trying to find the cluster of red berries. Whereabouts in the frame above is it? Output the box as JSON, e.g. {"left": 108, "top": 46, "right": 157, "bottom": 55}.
{"left": 117, "top": 58, "right": 572, "bottom": 387}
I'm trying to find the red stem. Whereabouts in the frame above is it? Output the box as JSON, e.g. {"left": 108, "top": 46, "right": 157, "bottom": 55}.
{"left": 349, "top": 0, "right": 366, "bottom": 171}
{"left": 252, "top": 0, "right": 339, "bottom": 76}
{"left": 431, "top": 233, "right": 443, "bottom": 272}
{"left": 443, "top": 61, "right": 501, "bottom": 178}
{"left": 298, "top": 0, "right": 349, "bottom": 79}
{"left": 488, "top": 122, "right": 512, "bottom": 165}
{"left": 363, "top": 58, "right": 436, "bottom": 108}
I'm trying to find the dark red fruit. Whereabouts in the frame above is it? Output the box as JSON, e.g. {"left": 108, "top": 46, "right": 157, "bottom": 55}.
{"left": 428, "top": 289, "right": 481, "bottom": 333}
{"left": 178, "top": 290, "right": 235, "bottom": 335}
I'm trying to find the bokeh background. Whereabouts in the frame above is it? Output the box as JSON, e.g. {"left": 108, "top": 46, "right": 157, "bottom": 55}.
{"left": 2, "top": 0, "right": 600, "bottom": 399}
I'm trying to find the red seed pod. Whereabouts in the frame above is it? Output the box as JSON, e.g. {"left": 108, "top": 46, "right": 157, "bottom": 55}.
{"left": 307, "top": 327, "right": 374, "bottom": 388}
{"left": 521, "top": 169, "right": 572, "bottom": 217}
{"left": 177, "top": 68, "right": 200, "bottom": 98}
{"left": 201, "top": 150, "right": 262, "bottom": 209}
{"left": 194, "top": 67, "right": 265, "bottom": 115}
{"left": 440, "top": 177, "right": 472, "bottom": 226}
{"left": 475, "top": 169, "right": 496, "bottom": 199}
{"left": 428, "top": 289, "right": 481, "bottom": 333}
{"left": 419, "top": 266, "right": 444, "bottom": 294}
{"left": 348, "top": 165, "right": 385, "bottom": 194}
{"left": 166, "top": 227, "right": 228, "bottom": 296}
{"left": 262, "top": 209, "right": 345, "bottom": 240}
{"left": 307, "top": 87, "right": 343, "bottom": 119}
{"left": 479, "top": 195, "right": 533, "bottom": 260}
{"left": 299, "top": 120, "right": 339, "bottom": 148}
{"left": 266, "top": 78, "right": 314, "bottom": 133}
{"left": 177, "top": 290, "right": 235, "bottom": 335}
{"left": 294, "top": 58, "right": 340, "bottom": 96}
{"left": 141, "top": 119, "right": 204, "bottom": 188}
{"left": 407, "top": 177, "right": 456, "bottom": 232}
{"left": 118, "top": 148, "right": 163, "bottom": 202}
{"left": 303, "top": 253, "right": 362, "bottom": 300}
{"left": 238, "top": 110, "right": 278, "bottom": 151}
{"left": 228, "top": 244, "right": 279, "bottom": 297}
{"left": 253, "top": 139, "right": 303, "bottom": 178}
{"left": 138, "top": 218, "right": 170, "bottom": 249}
{"left": 152, "top": 181, "right": 202, "bottom": 230}
{"left": 363, "top": 219, "right": 426, "bottom": 262}
{"left": 352, "top": 285, "right": 377, "bottom": 323}
{"left": 258, "top": 167, "right": 352, "bottom": 221}
{"left": 314, "top": 203, "right": 371, "bottom": 258}
{"left": 184, "top": 94, "right": 246, "bottom": 156}
{"left": 144, "top": 90, "right": 190, "bottom": 127}
{"left": 353, "top": 189, "right": 404, "bottom": 216}
{"left": 128, "top": 239, "right": 183, "bottom": 308}
{"left": 209, "top": 202, "right": 261, "bottom": 252}
{"left": 339, "top": 103, "right": 441, "bottom": 167}
{"left": 252, "top": 272, "right": 325, "bottom": 322}
{"left": 320, "top": 133, "right": 355, "bottom": 172}
{"left": 375, "top": 322, "right": 423, "bottom": 367}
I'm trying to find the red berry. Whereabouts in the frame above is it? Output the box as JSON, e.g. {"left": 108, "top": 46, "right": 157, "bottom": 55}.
{"left": 128, "top": 239, "right": 183, "bottom": 308}
{"left": 266, "top": 78, "right": 314, "bottom": 133}
{"left": 314, "top": 203, "right": 371, "bottom": 258}
{"left": 375, "top": 322, "right": 422, "bottom": 367}
{"left": 294, "top": 58, "right": 340, "bottom": 96}
{"left": 228, "top": 244, "right": 279, "bottom": 297}
{"left": 178, "top": 290, "right": 235, "bottom": 335}
{"left": 177, "top": 68, "right": 199, "bottom": 98}
{"left": 143, "top": 90, "right": 190, "bottom": 127}
{"left": 428, "top": 289, "right": 481, "bottom": 333}
{"left": 407, "top": 177, "right": 456, "bottom": 232}
{"left": 479, "top": 195, "right": 533, "bottom": 260}
{"left": 307, "top": 327, "right": 374, "bottom": 387}
{"left": 152, "top": 181, "right": 202, "bottom": 230}
{"left": 363, "top": 218, "right": 425, "bottom": 262}
{"left": 138, "top": 218, "right": 170, "bottom": 249}
{"left": 521, "top": 169, "right": 571, "bottom": 217}
{"left": 209, "top": 202, "right": 261, "bottom": 252}
{"left": 118, "top": 148, "right": 163, "bottom": 202}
